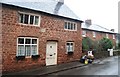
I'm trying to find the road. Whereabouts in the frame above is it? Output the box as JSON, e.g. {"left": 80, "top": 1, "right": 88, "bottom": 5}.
{"left": 49, "top": 56, "right": 119, "bottom": 75}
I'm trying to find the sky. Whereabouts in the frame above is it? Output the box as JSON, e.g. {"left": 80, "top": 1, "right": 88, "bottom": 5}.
{"left": 64, "top": 0, "right": 119, "bottom": 33}
{"left": 2, "top": 0, "right": 119, "bottom": 33}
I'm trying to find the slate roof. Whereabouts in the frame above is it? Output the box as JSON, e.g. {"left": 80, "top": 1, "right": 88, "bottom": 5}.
{"left": 82, "top": 23, "right": 115, "bottom": 33}
{"left": 1, "top": 0, "right": 82, "bottom": 21}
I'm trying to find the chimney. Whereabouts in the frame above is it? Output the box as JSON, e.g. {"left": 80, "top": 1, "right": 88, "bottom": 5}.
{"left": 111, "top": 29, "right": 114, "bottom": 32}
{"left": 58, "top": 0, "right": 64, "bottom": 4}
{"left": 54, "top": 0, "right": 64, "bottom": 14}
{"left": 85, "top": 19, "right": 92, "bottom": 27}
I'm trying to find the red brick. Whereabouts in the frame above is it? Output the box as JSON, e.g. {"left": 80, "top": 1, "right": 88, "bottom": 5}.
{"left": 2, "top": 5, "right": 82, "bottom": 73}
{"left": 82, "top": 29, "right": 116, "bottom": 46}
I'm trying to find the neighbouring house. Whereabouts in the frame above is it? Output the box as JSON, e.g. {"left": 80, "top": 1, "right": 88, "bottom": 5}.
{"left": 1, "top": 0, "right": 83, "bottom": 73}
{"left": 82, "top": 19, "right": 116, "bottom": 48}
{"left": 116, "top": 33, "right": 120, "bottom": 48}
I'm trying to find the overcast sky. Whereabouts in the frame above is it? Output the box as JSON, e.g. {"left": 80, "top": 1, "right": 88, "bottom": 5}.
{"left": 3, "top": 0, "right": 119, "bottom": 33}
{"left": 64, "top": 0, "right": 119, "bottom": 33}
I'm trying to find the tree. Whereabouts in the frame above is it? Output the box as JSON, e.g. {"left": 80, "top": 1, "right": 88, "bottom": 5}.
{"left": 118, "top": 43, "right": 120, "bottom": 49}
{"left": 99, "top": 37, "right": 113, "bottom": 51}
{"left": 82, "top": 37, "right": 94, "bottom": 52}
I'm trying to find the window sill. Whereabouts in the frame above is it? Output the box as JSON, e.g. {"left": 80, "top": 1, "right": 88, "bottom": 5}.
{"left": 18, "top": 23, "right": 40, "bottom": 27}
{"left": 82, "top": 35, "right": 86, "bottom": 37}
{"left": 64, "top": 29, "right": 77, "bottom": 31}
{"left": 25, "top": 56, "right": 32, "bottom": 58}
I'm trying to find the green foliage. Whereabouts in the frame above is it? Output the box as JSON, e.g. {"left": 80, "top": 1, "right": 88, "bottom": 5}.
{"left": 98, "top": 37, "right": 113, "bottom": 51}
{"left": 82, "top": 37, "right": 114, "bottom": 52}
{"left": 117, "top": 42, "right": 120, "bottom": 49}
{"left": 82, "top": 37, "right": 94, "bottom": 51}
{"left": 118, "top": 43, "right": 120, "bottom": 49}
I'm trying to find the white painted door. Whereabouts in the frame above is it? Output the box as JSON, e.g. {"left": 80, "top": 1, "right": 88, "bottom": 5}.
{"left": 46, "top": 41, "right": 57, "bottom": 66}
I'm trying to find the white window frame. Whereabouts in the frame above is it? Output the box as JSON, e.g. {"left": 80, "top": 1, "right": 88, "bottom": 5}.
{"left": 17, "top": 37, "right": 39, "bottom": 57}
{"left": 64, "top": 21, "right": 77, "bottom": 31}
{"left": 106, "top": 34, "right": 109, "bottom": 38}
{"left": 93, "top": 31, "right": 96, "bottom": 37}
{"left": 82, "top": 31, "right": 86, "bottom": 37}
{"left": 66, "top": 42, "right": 74, "bottom": 53}
{"left": 18, "top": 12, "right": 41, "bottom": 27}
{"left": 113, "top": 34, "right": 115, "bottom": 39}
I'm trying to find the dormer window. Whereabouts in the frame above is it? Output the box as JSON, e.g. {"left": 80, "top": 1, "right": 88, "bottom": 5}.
{"left": 19, "top": 12, "right": 40, "bottom": 26}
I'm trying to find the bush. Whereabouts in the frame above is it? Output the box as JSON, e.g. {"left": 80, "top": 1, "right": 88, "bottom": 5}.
{"left": 118, "top": 42, "right": 120, "bottom": 49}
{"left": 82, "top": 37, "right": 94, "bottom": 52}
{"left": 115, "top": 42, "right": 120, "bottom": 49}
{"left": 82, "top": 37, "right": 114, "bottom": 56}
{"left": 98, "top": 37, "right": 113, "bottom": 51}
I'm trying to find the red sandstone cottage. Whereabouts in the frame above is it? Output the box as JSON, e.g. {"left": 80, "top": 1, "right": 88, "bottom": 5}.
{"left": 1, "top": 0, "right": 83, "bottom": 73}
{"left": 82, "top": 19, "right": 116, "bottom": 47}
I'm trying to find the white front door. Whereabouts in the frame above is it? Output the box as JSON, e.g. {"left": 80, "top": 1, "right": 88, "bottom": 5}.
{"left": 46, "top": 41, "right": 57, "bottom": 66}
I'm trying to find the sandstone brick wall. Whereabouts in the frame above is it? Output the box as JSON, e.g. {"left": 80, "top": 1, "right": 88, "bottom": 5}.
{"left": 2, "top": 5, "right": 82, "bottom": 73}
{"left": 82, "top": 29, "right": 116, "bottom": 46}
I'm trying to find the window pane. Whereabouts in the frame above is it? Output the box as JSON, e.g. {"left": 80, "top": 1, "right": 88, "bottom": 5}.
{"left": 66, "top": 42, "right": 74, "bottom": 52}
{"left": 68, "top": 22, "right": 70, "bottom": 29}
{"left": 71, "top": 43, "right": 73, "bottom": 46}
{"left": 73, "top": 24, "right": 76, "bottom": 30}
{"left": 70, "top": 46, "right": 73, "bottom": 52}
{"left": 113, "top": 35, "right": 115, "bottom": 39}
{"left": 32, "top": 39, "right": 37, "bottom": 44}
{"left": 25, "top": 39, "right": 31, "bottom": 44}
{"left": 24, "top": 14, "right": 29, "bottom": 24}
{"left": 18, "top": 38, "right": 24, "bottom": 44}
{"left": 35, "top": 16, "right": 39, "bottom": 25}
{"left": 71, "top": 23, "right": 73, "bottom": 30}
{"left": 32, "top": 45, "right": 37, "bottom": 55}
{"left": 93, "top": 32, "right": 96, "bottom": 37}
{"left": 106, "top": 34, "right": 108, "bottom": 38}
{"left": 18, "top": 45, "right": 25, "bottom": 56}
{"left": 25, "top": 45, "right": 31, "bottom": 56}
{"left": 64, "top": 22, "right": 67, "bottom": 29}
{"left": 82, "top": 31, "right": 85, "bottom": 35}
{"left": 30, "top": 15, "right": 34, "bottom": 24}
{"left": 67, "top": 46, "right": 70, "bottom": 52}
{"left": 19, "top": 14, "right": 23, "bottom": 23}
{"left": 67, "top": 43, "right": 70, "bottom": 46}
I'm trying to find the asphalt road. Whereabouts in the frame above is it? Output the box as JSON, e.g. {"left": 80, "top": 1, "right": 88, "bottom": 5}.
{"left": 49, "top": 56, "right": 119, "bottom": 75}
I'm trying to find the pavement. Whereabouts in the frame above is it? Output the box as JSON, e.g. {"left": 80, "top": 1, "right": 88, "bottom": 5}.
{"left": 3, "top": 59, "right": 103, "bottom": 76}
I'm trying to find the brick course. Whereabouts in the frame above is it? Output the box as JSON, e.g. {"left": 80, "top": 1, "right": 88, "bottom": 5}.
{"left": 2, "top": 5, "right": 82, "bottom": 73}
